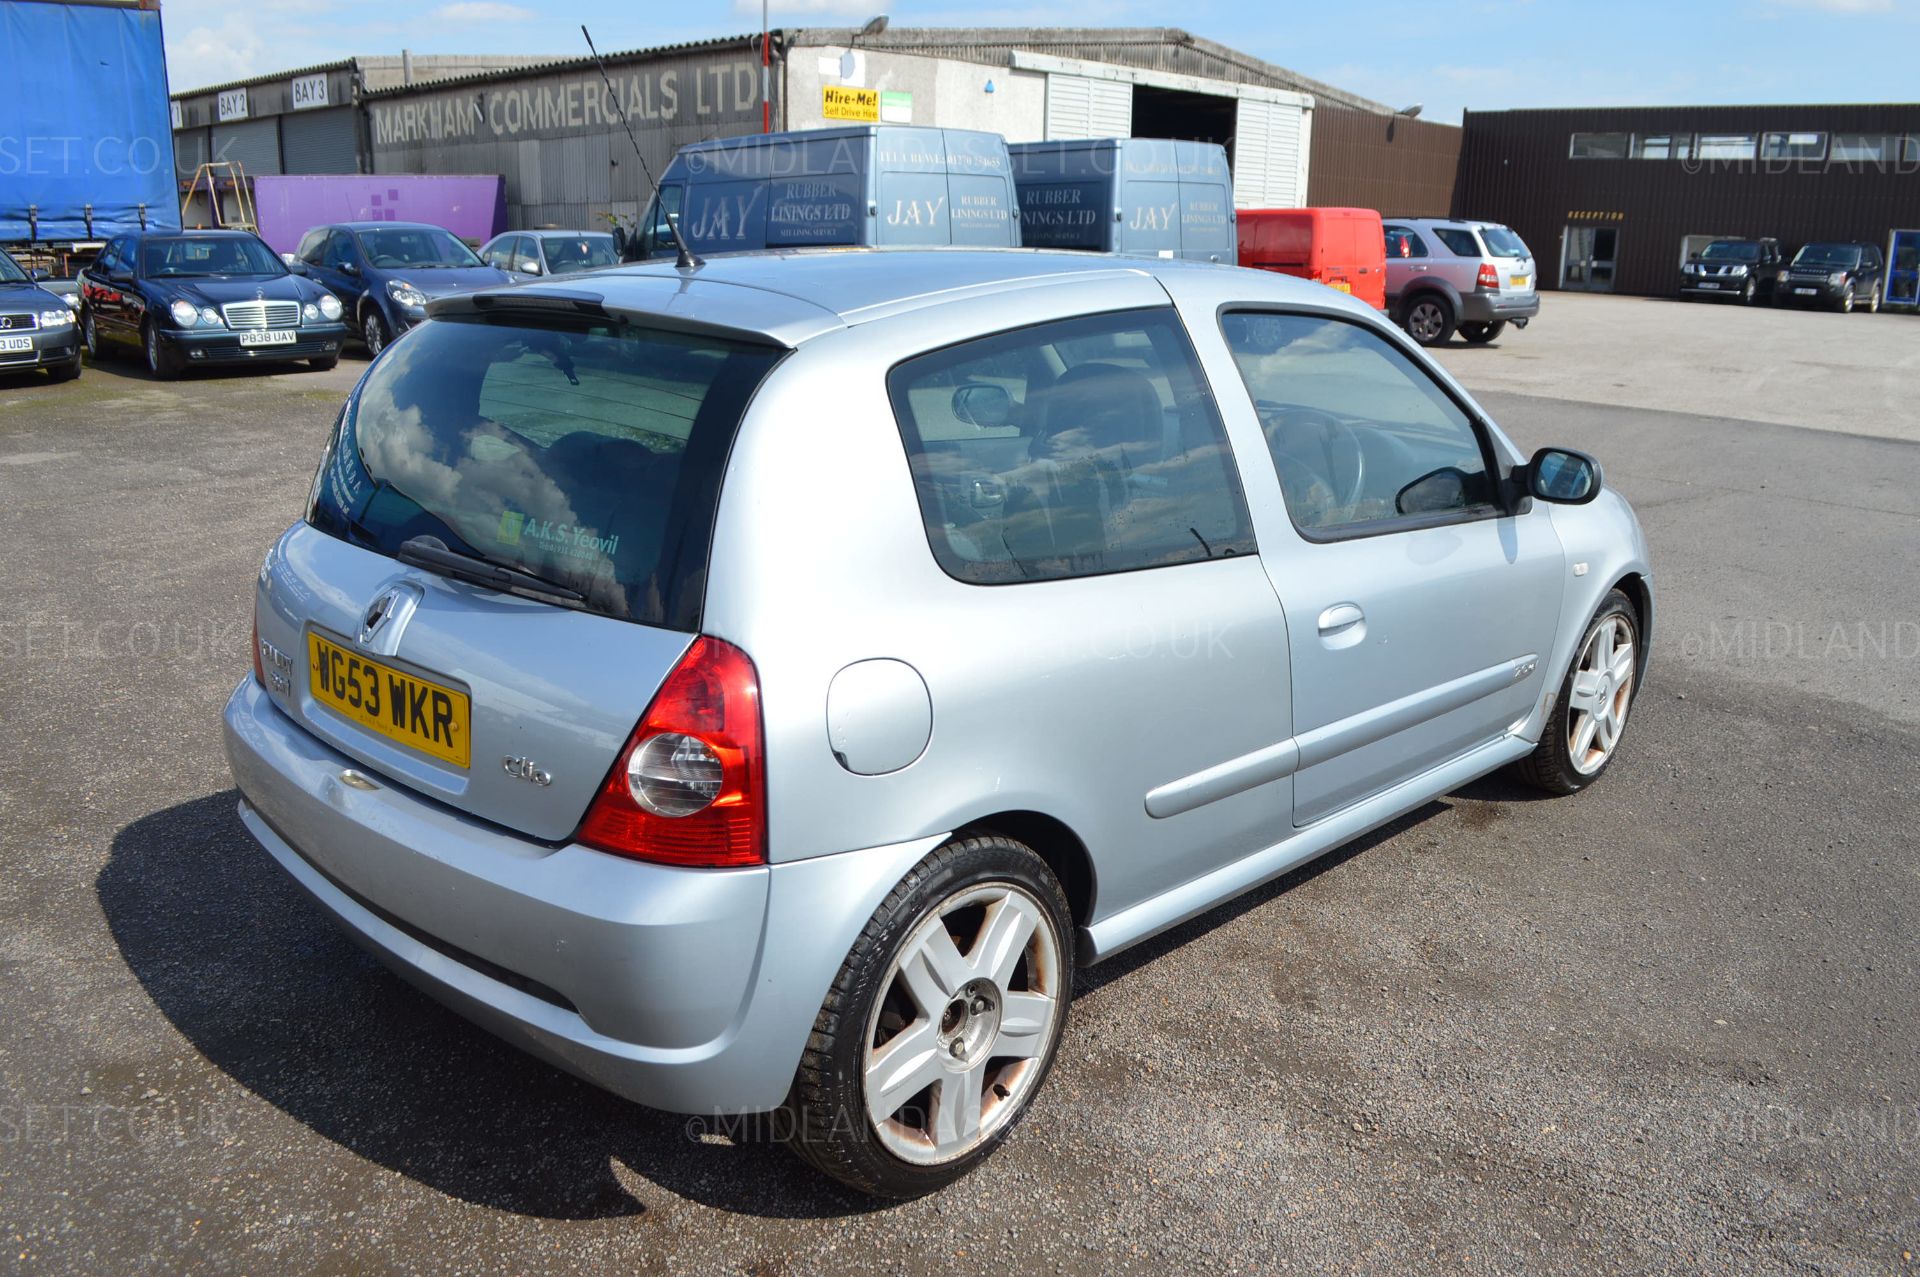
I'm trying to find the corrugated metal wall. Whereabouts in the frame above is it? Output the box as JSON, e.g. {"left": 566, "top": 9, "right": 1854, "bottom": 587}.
{"left": 365, "top": 41, "right": 765, "bottom": 230}
{"left": 1307, "top": 105, "right": 1460, "bottom": 216}
{"left": 1234, "top": 99, "right": 1310, "bottom": 207}
{"left": 1044, "top": 75, "right": 1133, "bottom": 139}
{"left": 280, "top": 107, "right": 360, "bottom": 174}
{"left": 1457, "top": 104, "right": 1920, "bottom": 296}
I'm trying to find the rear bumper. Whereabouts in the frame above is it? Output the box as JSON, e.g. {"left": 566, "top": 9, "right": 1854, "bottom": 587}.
{"left": 222, "top": 677, "right": 938, "bottom": 1114}
{"left": 0, "top": 324, "right": 80, "bottom": 371}
{"left": 1458, "top": 291, "right": 1540, "bottom": 323}
{"left": 160, "top": 323, "right": 348, "bottom": 365}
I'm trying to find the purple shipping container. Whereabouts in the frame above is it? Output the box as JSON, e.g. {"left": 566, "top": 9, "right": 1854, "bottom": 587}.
{"left": 253, "top": 175, "right": 507, "bottom": 254}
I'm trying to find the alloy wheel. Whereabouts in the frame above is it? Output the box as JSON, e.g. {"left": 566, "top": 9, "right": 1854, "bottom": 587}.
{"left": 1407, "top": 301, "right": 1446, "bottom": 343}
{"left": 144, "top": 324, "right": 161, "bottom": 374}
{"left": 364, "top": 312, "right": 386, "bottom": 357}
{"left": 82, "top": 311, "right": 97, "bottom": 357}
{"left": 1838, "top": 285, "right": 1854, "bottom": 314}
{"left": 862, "top": 882, "right": 1063, "bottom": 1166}
{"left": 1567, "top": 613, "right": 1636, "bottom": 776}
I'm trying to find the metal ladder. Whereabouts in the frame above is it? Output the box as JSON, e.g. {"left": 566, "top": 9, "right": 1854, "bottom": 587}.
{"left": 179, "top": 161, "right": 258, "bottom": 232}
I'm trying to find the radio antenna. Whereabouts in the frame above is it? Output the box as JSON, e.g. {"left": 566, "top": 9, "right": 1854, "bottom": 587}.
{"left": 582, "top": 24, "right": 700, "bottom": 271}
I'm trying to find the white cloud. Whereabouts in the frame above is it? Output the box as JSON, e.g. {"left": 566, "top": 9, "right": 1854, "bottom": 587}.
{"left": 432, "top": 1, "right": 536, "bottom": 20}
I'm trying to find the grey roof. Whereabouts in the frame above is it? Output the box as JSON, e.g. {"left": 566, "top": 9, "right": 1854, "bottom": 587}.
{"left": 785, "top": 26, "right": 1395, "bottom": 115}
{"left": 427, "top": 247, "right": 1348, "bottom": 347}
{"left": 359, "top": 35, "right": 765, "bottom": 99}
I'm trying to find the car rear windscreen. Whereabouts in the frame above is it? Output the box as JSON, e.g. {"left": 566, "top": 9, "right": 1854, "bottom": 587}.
{"left": 307, "top": 315, "right": 783, "bottom": 630}
{"left": 1479, "top": 227, "right": 1529, "bottom": 259}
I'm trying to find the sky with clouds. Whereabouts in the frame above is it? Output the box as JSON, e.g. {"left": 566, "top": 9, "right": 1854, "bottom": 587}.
{"left": 161, "top": 0, "right": 1918, "bottom": 122}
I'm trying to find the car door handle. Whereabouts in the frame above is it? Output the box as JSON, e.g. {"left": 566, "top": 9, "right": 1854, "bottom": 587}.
{"left": 1317, "top": 603, "right": 1365, "bottom": 636}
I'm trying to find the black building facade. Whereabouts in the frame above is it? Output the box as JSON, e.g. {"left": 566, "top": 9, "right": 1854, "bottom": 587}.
{"left": 1456, "top": 104, "right": 1920, "bottom": 296}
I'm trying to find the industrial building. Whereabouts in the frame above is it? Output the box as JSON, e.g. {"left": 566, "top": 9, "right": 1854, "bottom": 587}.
{"left": 1456, "top": 104, "right": 1920, "bottom": 296}
{"left": 170, "top": 27, "right": 1463, "bottom": 232}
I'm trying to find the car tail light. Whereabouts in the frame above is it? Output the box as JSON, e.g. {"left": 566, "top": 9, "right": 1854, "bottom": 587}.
{"left": 577, "top": 636, "right": 766, "bottom": 868}
{"left": 1477, "top": 262, "right": 1500, "bottom": 290}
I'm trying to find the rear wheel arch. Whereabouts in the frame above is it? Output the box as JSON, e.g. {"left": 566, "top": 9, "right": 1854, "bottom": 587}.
{"left": 953, "top": 810, "right": 1095, "bottom": 937}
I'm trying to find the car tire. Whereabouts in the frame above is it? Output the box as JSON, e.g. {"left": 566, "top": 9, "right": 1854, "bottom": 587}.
{"left": 1836, "top": 284, "right": 1855, "bottom": 314}
{"left": 142, "top": 321, "right": 178, "bottom": 381}
{"left": 1513, "top": 589, "right": 1641, "bottom": 796}
{"left": 362, "top": 310, "right": 387, "bottom": 358}
{"left": 784, "top": 833, "right": 1074, "bottom": 1198}
{"left": 1460, "top": 320, "right": 1506, "bottom": 344}
{"left": 47, "top": 356, "right": 81, "bottom": 383}
{"left": 81, "top": 309, "right": 101, "bottom": 360}
{"left": 308, "top": 355, "right": 340, "bottom": 371}
{"left": 1865, "top": 288, "right": 1881, "bottom": 315}
{"left": 1402, "top": 295, "right": 1456, "bottom": 346}
{"left": 1739, "top": 279, "right": 1756, "bottom": 305}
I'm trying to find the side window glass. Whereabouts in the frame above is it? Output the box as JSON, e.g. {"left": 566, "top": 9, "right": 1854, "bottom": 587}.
{"left": 1218, "top": 311, "right": 1501, "bottom": 536}
{"left": 321, "top": 232, "right": 352, "bottom": 269}
{"left": 889, "top": 308, "right": 1256, "bottom": 584}
{"left": 1430, "top": 227, "right": 1481, "bottom": 257}
{"left": 1384, "top": 226, "right": 1426, "bottom": 259}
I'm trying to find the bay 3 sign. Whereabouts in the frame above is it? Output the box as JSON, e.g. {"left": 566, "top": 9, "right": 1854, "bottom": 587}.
{"left": 372, "top": 62, "right": 762, "bottom": 146}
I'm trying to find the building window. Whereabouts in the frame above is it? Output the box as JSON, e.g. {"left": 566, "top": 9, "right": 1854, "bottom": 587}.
{"left": 1761, "top": 132, "right": 1826, "bottom": 162}
{"left": 1569, "top": 132, "right": 1631, "bottom": 159}
{"left": 1631, "top": 134, "right": 1675, "bottom": 159}
{"left": 1831, "top": 133, "right": 1895, "bottom": 164}
{"left": 1694, "top": 134, "right": 1757, "bottom": 161}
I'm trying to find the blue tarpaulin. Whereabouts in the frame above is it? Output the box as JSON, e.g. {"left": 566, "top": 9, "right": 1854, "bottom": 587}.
{"left": 0, "top": 0, "right": 180, "bottom": 241}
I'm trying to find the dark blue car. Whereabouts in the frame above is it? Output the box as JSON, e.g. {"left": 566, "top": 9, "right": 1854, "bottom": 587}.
{"left": 291, "top": 222, "right": 513, "bottom": 356}
{"left": 77, "top": 230, "right": 350, "bottom": 379}
{"left": 0, "top": 248, "right": 83, "bottom": 383}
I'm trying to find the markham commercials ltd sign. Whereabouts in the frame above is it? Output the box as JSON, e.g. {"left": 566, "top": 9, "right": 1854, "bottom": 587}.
{"left": 372, "top": 62, "right": 761, "bottom": 145}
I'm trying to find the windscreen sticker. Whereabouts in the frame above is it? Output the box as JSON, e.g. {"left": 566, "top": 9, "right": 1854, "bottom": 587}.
{"left": 497, "top": 510, "right": 619, "bottom": 561}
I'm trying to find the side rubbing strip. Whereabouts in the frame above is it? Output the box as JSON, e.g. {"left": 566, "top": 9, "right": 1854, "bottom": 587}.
{"left": 1145, "top": 654, "right": 1538, "bottom": 819}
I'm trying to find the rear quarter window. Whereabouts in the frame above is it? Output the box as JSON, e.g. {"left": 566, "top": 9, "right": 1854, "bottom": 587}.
{"left": 887, "top": 308, "right": 1255, "bottom": 584}
{"left": 1430, "top": 228, "right": 1483, "bottom": 258}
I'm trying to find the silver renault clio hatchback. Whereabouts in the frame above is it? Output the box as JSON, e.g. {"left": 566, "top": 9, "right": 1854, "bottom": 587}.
{"left": 225, "top": 249, "right": 1652, "bottom": 1197}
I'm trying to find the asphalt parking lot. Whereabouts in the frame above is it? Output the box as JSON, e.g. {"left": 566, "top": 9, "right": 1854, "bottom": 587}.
{"left": 2, "top": 292, "right": 1917, "bottom": 1276}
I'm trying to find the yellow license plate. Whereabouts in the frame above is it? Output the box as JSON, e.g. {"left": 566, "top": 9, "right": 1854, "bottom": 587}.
{"left": 1510, "top": 275, "right": 1529, "bottom": 288}
{"left": 1331, "top": 280, "right": 1353, "bottom": 293}
{"left": 308, "top": 632, "right": 471, "bottom": 767}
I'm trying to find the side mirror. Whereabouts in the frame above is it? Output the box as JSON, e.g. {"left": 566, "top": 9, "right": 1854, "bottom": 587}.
{"left": 1525, "top": 446, "right": 1603, "bottom": 504}
{"left": 518, "top": 259, "right": 543, "bottom": 275}
{"left": 340, "top": 262, "right": 360, "bottom": 277}
{"left": 29, "top": 267, "right": 49, "bottom": 281}
{"left": 951, "top": 383, "right": 1014, "bottom": 430}
{"left": 286, "top": 258, "right": 307, "bottom": 275}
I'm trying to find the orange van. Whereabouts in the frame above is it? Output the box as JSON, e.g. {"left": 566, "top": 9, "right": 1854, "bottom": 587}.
{"left": 1236, "top": 207, "right": 1387, "bottom": 310}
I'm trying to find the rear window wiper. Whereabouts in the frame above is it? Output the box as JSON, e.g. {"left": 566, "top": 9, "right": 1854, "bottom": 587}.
{"left": 397, "top": 535, "right": 587, "bottom": 607}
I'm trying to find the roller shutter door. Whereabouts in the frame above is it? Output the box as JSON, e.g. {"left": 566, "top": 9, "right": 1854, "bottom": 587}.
{"left": 173, "top": 127, "right": 210, "bottom": 178}
{"left": 1044, "top": 73, "right": 1131, "bottom": 140}
{"left": 1233, "top": 99, "right": 1310, "bottom": 208}
{"left": 211, "top": 117, "right": 282, "bottom": 176}
{"left": 280, "top": 107, "right": 359, "bottom": 174}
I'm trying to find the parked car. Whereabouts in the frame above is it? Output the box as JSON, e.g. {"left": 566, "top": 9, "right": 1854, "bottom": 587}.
{"left": 1679, "top": 237, "right": 1784, "bottom": 304}
{"left": 1238, "top": 207, "right": 1387, "bottom": 309}
{"left": 480, "top": 230, "right": 620, "bottom": 281}
{"left": 290, "top": 221, "right": 513, "bottom": 356}
{"left": 78, "top": 230, "right": 349, "bottom": 379}
{"left": 224, "top": 249, "right": 1652, "bottom": 1198}
{"left": 1775, "top": 241, "right": 1886, "bottom": 313}
{"left": 0, "top": 248, "right": 82, "bottom": 382}
{"left": 1383, "top": 217, "right": 1539, "bottom": 345}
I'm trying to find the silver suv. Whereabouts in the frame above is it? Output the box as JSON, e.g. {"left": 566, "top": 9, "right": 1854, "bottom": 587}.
{"left": 1384, "top": 218, "right": 1540, "bottom": 346}
{"left": 225, "top": 249, "right": 1650, "bottom": 1197}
